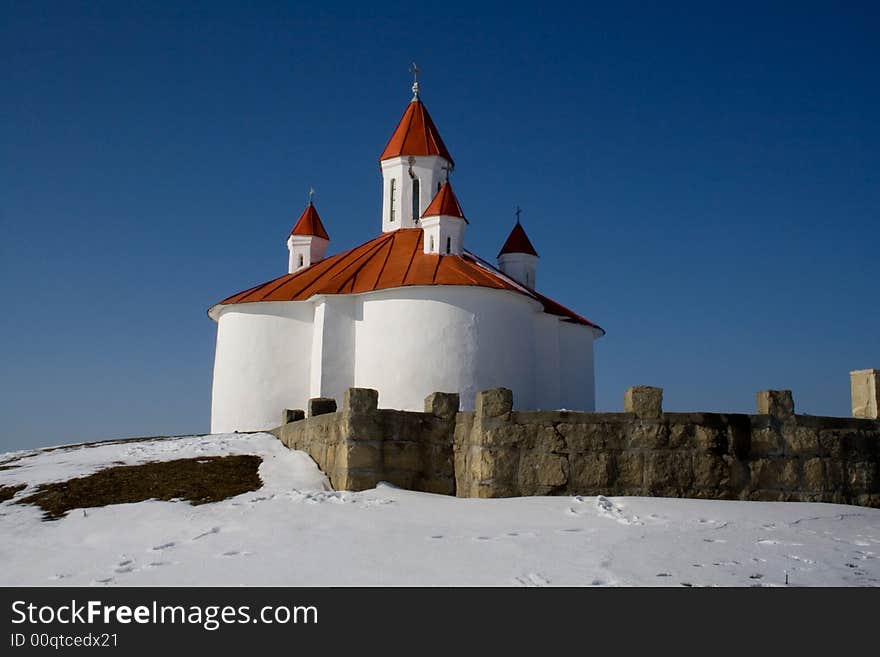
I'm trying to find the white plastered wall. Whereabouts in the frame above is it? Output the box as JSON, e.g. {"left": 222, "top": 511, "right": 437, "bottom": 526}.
{"left": 210, "top": 302, "right": 314, "bottom": 433}
{"left": 210, "top": 285, "right": 598, "bottom": 432}
{"left": 353, "top": 286, "right": 541, "bottom": 411}
{"left": 380, "top": 155, "right": 448, "bottom": 232}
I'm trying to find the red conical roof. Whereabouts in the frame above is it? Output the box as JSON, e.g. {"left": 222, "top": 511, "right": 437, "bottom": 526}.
{"left": 422, "top": 182, "right": 466, "bottom": 222}
{"left": 290, "top": 203, "right": 330, "bottom": 240}
{"left": 380, "top": 99, "right": 454, "bottom": 165}
{"left": 498, "top": 222, "right": 538, "bottom": 257}
{"left": 211, "top": 229, "right": 601, "bottom": 331}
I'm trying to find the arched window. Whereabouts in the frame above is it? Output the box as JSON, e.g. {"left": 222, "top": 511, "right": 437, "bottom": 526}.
{"left": 429, "top": 235, "right": 435, "bottom": 252}
{"left": 389, "top": 179, "right": 396, "bottom": 222}
{"left": 446, "top": 236, "right": 451, "bottom": 254}
{"left": 297, "top": 254, "right": 304, "bottom": 268}
{"left": 411, "top": 178, "right": 420, "bottom": 222}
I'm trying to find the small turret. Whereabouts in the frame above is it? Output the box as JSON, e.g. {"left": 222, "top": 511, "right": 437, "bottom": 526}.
{"left": 498, "top": 211, "right": 538, "bottom": 288}
{"left": 421, "top": 181, "right": 467, "bottom": 255}
{"left": 287, "top": 198, "right": 329, "bottom": 273}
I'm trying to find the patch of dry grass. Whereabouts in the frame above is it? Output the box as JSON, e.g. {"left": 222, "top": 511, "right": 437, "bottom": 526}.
{"left": 17, "top": 455, "right": 263, "bottom": 520}
{"left": 0, "top": 483, "right": 26, "bottom": 503}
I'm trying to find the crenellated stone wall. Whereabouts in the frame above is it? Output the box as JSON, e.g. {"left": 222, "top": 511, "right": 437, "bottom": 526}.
{"left": 271, "top": 377, "right": 880, "bottom": 508}
{"left": 272, "top": 388, "right": 458, "bottom": 494}
{"left": 454, "top": 387, "right": 880, "bottom": 507}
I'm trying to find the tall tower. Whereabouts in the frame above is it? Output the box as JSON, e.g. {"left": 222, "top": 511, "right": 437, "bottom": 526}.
{"left": 287, "top": 200, "right": 330, "bottom": 274}
{"left": 379, "top": 68, "right": 454, "bottom": 233}
{"left": 498, "top": 213, "right": 539, "bottom": 288}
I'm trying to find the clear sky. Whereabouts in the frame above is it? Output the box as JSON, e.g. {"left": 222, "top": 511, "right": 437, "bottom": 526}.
{"left": 2, "top": 1, "right": 878, "bottom": 451}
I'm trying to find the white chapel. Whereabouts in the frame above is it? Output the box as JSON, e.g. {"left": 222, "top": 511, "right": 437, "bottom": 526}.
{"left": 208, "top": 78, "right": 604, "bottom": 433}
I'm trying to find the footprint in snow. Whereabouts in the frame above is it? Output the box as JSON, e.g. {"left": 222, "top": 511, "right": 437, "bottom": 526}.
{"left": 192, "top": 527, "right": 220, "bottom": 541}
{"left": 515, "top": 573, "right": 550, "bottom": 587}
{"left": 152, "top": 542, "right": 175, "bottom": 551}
{"left": 595, "top": 496, "right": 642, "bottom": 525}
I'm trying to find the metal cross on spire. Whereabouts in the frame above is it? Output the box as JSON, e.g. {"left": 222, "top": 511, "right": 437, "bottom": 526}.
{"left": 308, "top": 187, "right": 315, "bottom": 205}
{"left": 515, "top": 206, "right": 522, "bottom": 223}
{"left": 409, "top": 62, "right": 420, "bottom": 100}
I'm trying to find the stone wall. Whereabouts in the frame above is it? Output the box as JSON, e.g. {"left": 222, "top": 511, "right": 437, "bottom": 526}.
{"left": 272, "top": 384, "right": 880, "bottom": 508}
{"left": 455, "top": 387, "right": 880, "bottom": 507}
{"left": 272, "top": 389, "right": 458, "bottom": 494}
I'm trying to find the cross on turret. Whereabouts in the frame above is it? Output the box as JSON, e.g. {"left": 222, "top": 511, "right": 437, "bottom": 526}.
{"left": 409, "top": 62, "right": 420, "bottom": 100}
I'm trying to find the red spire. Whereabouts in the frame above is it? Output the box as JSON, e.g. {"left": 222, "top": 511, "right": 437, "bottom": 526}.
{"left": 498, "top": 221, "right": 538, "bottom": 257}
{"left": 290, "top": 203, "right": 330, "bottom": 240}
{"left": 379, "top": 99, "right": 454, "bottom": 165}
{"left": 422, "top": 181, "right": 466, "bottom": 221}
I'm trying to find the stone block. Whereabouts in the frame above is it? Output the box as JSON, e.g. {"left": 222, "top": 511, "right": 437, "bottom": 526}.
{"left": 343, "top": 388, "right": 378, "bottom": 414}
{"left": 615, "top": 452, "right": 644, "bottom": 489}
{"left": 726, "top": 415, "right": 751, "bottom": 458}
{"left": 668, "top": 423, "right": 694, "bottom": 449}
{"left": 628, "top": 421, "right": 669, "bottom": 450}
{"left": 282, "top": 409, "right": 305, "bottom": 424}
{"left": 695, "top": 425, "right": 726, "bottom": 454}
{"left": 693, "top": 454, "right": 728, "bottom": 489}
{"left": 341, "top": 442, "right": 381, "bottom": 470}
{"left": 530, "top": 426, "right": 566, "bottom": 453}
{"left": 474, "top": 447, "right": 518, "bottom": 482}
{"left": 750, "top": 458, "right": 783, "bottom": 490}
{"left": 624, "top": 386, "right": 663, "bottom": 419}
{"left": 518, "top": 452, "right": 569, "bottom": 493}
{"left": 803, "top": 458, "right": 827, "bottom": 491}
{"left": 783, "top": 425, "right": 819, "bottom": 456}
{"left": 644, "top": 452, "right": 693, "bottom": 493}
{"left": 855, "top": 494, "right": 880, "bottom": 509}
{"left": 424, "top": 392, "right": 460, "bottom": 419}
{"left": 846, "top": 461, "right": 878, "bottom": 494}
{"left": 569, "top": 453, "right": 614, "bottom": 490}
{"left": 308, "top": 397, "right": 337, "bottom": 417}
{"left": 384, "top": 441, "right": 422, "bottom": 471}
{"left": 818, "top": 429, "right": 845, "bottom": 458}
{"left": 756, "top": 390, "right": 794, "bottom": 418}
{"left": 850, "top": 369, "right": 880, "bottom": 419}
{"left": 415, "top": 476, "right": 455, "bottom": 496}
{"left": 558, "top": 422, "right": 624, "bottom": 452}
{"left": 476, "top": 388, "right": 513, "bottom": 418}
{"left": 751, "top": 427, "right": 784, "bottom": 456}
{"left": 483, "top": 424, "right": 530, "bottom": 447}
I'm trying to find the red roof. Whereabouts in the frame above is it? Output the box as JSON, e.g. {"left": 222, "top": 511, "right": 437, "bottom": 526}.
{"left": 379, "top": 100, "right": 454, "bottom": 166}
{"left": 211, "top": 229, "right": 601, "bottom": 331}
{"left": 290, "top": 203, "right": 329, "bottom": 240}
{"left": 498, "top": 222, "right": 538, "bottom": 257}
{"left": 422, "top": 182, "right": 466, "bottom": 222}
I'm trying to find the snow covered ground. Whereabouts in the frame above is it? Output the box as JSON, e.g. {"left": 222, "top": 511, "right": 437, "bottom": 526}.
{"left": 1, "top": 433, "right": 878, "bottom": 587}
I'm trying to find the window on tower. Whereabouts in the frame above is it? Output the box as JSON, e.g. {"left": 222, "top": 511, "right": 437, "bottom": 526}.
{"left": 446, "top": 236, "right": 451, "bottom": 254}
{"left": 429, "top": 235, "right": 435, "bottom": 252}
{"left": 389, "top": 179, "right": 396, "bottom": 222}
{"left": 411, "top": 178, "right": 420, "bottom": 222}
{"left": 297, "top": 254, "right": 304, "bottom": 268}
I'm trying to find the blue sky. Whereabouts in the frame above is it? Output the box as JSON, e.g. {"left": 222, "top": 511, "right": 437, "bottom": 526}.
{"left": 2, "top": 1, "right": 878, "bottom": 451}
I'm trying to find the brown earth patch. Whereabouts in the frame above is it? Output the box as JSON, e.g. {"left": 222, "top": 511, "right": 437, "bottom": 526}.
{"left": 17, "top": 455, "right": 263, "bottom": 520}
{"left": 0, "top": 483, "right": 26, "bottom": 503}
